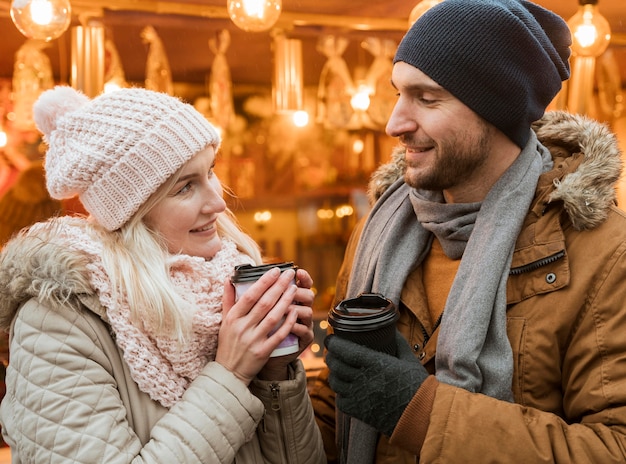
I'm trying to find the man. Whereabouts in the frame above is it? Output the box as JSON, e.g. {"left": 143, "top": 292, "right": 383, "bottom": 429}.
{"left": 309, "top": 0, "right": 626, "bottom": 463}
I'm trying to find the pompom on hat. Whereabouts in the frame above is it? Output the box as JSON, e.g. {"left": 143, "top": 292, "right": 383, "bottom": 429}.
{"left": 394, "top": 0, "right": 571, "bottom": 148}
{"left": 33, "top": 86, "right": 221, "bottom": 231}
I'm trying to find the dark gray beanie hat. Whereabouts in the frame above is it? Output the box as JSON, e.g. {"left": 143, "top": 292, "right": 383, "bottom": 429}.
{"left": 394, "top": 0, "right": 571, "bottom": 148}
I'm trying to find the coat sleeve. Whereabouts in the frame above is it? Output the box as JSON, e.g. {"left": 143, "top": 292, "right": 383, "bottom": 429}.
{"left": 0, "top": 299, "right": 265, "bottom": 463}
{"left": 249, "top": 360, "right": 326, "bottom": 464}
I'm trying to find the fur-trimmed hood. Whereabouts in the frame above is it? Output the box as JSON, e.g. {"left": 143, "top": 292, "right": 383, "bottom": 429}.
{"left": 367, "top": 111, "right": 623, "bottom": 231}
{"left": 0, "top": 218, "right": 97, "bottom": 331}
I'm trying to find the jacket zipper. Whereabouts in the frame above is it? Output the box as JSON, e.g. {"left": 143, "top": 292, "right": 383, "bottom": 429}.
{"left": 269, "top": 382, "right": 291, "bottom": 463}
{"left": 269, "top": 383, "right": 281, "bottom": 411}
{"left": 421, "top": 311, "right": 443, "bottom": 348}
{"left": 418, "top": 251, "right": 565, "bottom": 348}
{"left": 508, "top": 250, "right": 565, "bottom": 275}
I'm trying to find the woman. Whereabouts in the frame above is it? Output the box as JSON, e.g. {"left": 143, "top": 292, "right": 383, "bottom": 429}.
{"left": 0, "top": 86, "right": 325, "bottom": 463}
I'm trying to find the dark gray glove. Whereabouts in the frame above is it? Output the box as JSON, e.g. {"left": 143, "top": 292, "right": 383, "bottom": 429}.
{"left": 325, "top": 330, "right": 430, "bottom": 437}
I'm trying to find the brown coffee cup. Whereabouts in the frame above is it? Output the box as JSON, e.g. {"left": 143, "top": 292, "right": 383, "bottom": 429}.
{"left": 328, "top": 293, "right": 399, "bottom": 356}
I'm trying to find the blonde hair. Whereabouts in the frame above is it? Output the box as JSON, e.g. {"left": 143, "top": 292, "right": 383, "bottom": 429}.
{"left": 97, "top": 169, "right": 262, "bottom": 343}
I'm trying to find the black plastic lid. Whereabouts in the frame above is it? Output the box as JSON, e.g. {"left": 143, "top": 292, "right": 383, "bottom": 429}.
{"left": 232, "top": 262, "right": 297, "bottom": 283}
{"left": 328, "top": 293, "right": 398, "bottom": 332}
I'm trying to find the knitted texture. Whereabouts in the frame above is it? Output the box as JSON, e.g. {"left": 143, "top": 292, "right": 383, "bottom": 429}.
{"left": 394, "top": 0, "right": 571, "bottom": 148}
{"left": 325, "top": 331, "right": 429, "bottom": 438}
{"left": 33, "top": 86, "right": 221, "bottom": 231}
{"left": 28, "top": 216, "right": 254, "bottom": 407}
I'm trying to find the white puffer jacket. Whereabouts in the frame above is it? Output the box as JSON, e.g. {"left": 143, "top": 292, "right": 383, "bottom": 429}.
{"left": 0, "top": 229, "right": 325, "bottom": 463}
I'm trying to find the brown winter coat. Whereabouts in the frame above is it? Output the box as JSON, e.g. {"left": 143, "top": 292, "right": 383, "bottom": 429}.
{"left": 310, "top": 111, "right": 626, "bottom": 463}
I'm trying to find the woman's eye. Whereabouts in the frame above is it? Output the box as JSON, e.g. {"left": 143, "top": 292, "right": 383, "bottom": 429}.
{"left": 208, "top": 162, "right": 216, "bottom": 178}
{"left": 176, "top": 182, "right": 192, "bottom": 195}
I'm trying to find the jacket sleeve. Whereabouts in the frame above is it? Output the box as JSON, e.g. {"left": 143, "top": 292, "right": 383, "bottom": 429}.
{"left": 249, "top": 360, "right": 326, "bottom": 464}
{"left": 0, "top": 299, "right": 265, "bottom": 463}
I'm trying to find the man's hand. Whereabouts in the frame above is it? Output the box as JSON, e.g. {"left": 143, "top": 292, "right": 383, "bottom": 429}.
{"left": 325, "top": 331, "right": 430, "bottom": 437}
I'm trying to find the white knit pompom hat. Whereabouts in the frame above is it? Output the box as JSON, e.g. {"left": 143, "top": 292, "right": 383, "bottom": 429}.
{"left": 33, "top": 86, "right": 221, "bottom": 231}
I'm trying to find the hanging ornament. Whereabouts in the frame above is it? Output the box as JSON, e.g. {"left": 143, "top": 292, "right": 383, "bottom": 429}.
{"left": 316, "top": 35, "right": 354, "bottom": 130}
{"left": 362, "top": 37, "right": 397, "bottom": 130}
{"left": 104, "top": 37, "right": 128, "bottom": 92}
{"left": 12, "top": 39, "right": 54, "bottom": 131}
{"left": 141, "top": 25, "right": 174, "bottom": 95}
{"left": 596, "top": 49, "right": 623, "bottom": 121}
{"left": 208, "top": 30, "right": 235, "bottom": 131}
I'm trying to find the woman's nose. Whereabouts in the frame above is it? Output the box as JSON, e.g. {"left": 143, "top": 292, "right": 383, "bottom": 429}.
{"left": 202, "top": 182, "right": 226, "bottom": 213}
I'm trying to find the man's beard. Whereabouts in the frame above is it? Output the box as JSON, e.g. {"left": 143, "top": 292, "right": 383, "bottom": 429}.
{"left": 403, "top": 124, "right": 492, "bottom": 191}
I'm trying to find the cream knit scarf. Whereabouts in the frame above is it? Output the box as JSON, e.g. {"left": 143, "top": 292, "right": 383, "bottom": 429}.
{"left": 47, "top": 217, "right": 254, "bottom": 407}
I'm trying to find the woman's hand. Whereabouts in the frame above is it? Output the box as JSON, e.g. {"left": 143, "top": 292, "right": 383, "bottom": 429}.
{"left": 216, "top": 267, "right": 302, "bottom": 385}
{"left": 258, "top": 268, "right": 316, "bottom": 380}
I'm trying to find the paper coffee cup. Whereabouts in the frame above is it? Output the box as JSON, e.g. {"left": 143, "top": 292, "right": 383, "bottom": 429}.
{"left": 232, "top": 262, "right": 300, "bottom": 357}
{"left": 328, "top": 293, "right": 399, "bottom": 356}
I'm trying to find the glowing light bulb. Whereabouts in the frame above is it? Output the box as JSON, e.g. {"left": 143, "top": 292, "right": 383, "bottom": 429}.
{"left": 254, "top": 210, "right": 272, "bottom": 224}
{"left": 31, "top": 0, "right": 53, "bottom": 25}
{"left": 292, "top": 110, "right": 309, "bottom": 127}
{"left": 567, "top": 2, "right": 611, "bottom": 57}
{"left": 10, "top": 0, "right": 71, "bottom": 41}
{"left": 227, "top": 0, "right": 282, "bottom": 32}
{"left": 352, "top": 138, "right": 364, "bottom": 154}
{"left": 350, "top": 85, "right": 372, "bottom": 111}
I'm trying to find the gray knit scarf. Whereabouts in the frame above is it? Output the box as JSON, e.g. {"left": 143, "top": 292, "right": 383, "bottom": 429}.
{"left": 338, "top": 132, "right": 553, "bottom": 464}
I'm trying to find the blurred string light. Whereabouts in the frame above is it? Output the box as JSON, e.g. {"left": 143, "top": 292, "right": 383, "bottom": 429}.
{"left": 335, "top": 205, "right": 354, "bottom": 218}
{"left": 317, "top": 208, "right": 334, "bottom": 220}
{"left": 350, "top": 79, "right": 374, "bottom": 111}
{"left": 10, "top": 0, "right": 72, "bottom": 41}
{"left": 350, "top": 65, "right": 373, "bottom": 112}
{"left": 350, "top": 84, "right": 372, "bottom": 112}
{"left": 316, "top": 204, "right": 354, "bottom": 220}
{"left": 254, "top": 210, "right": 272, "bottom": 226}
{"left": 292, "top": 110, "right": 309, "bottom": 127}
{"left": 352, "top": 138, "right": 365, "bottom": 154}
{"left": 227, "top": 0, "right": 282, "bottom": 33}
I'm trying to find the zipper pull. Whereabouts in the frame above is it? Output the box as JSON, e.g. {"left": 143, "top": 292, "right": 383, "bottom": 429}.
{"left": 270, "top": 383, "right": 280, "bottom": 411}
